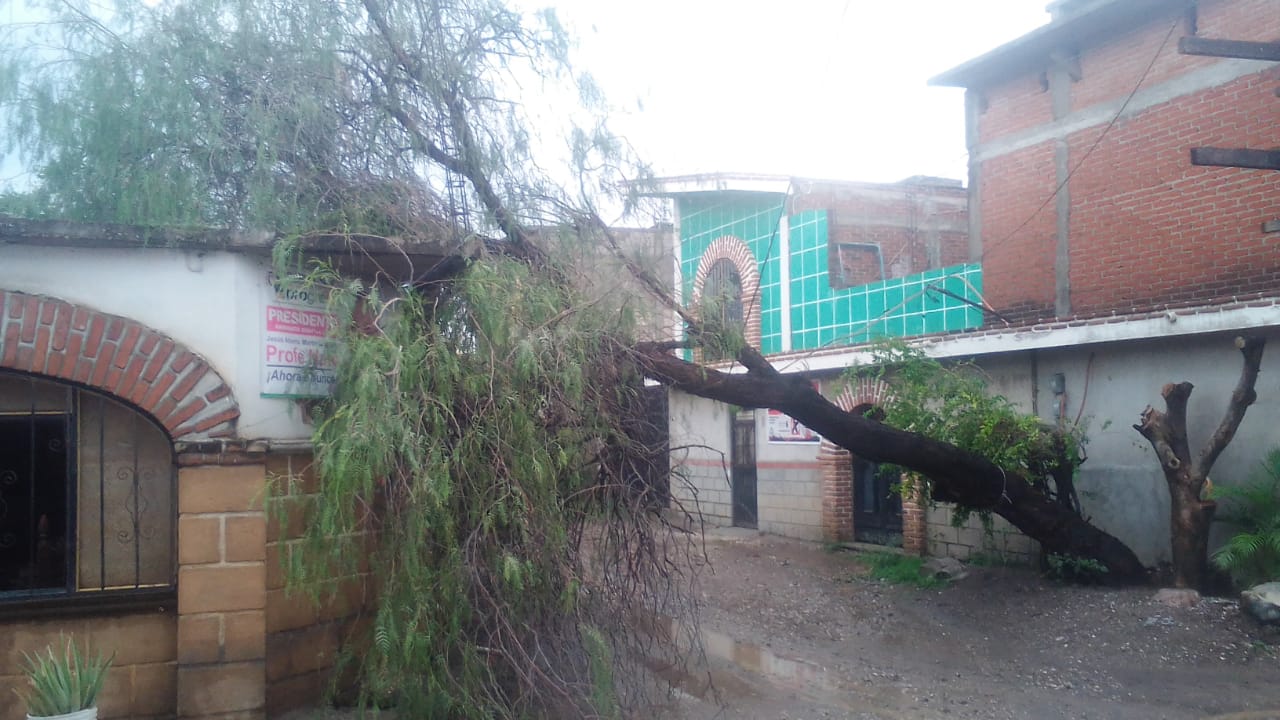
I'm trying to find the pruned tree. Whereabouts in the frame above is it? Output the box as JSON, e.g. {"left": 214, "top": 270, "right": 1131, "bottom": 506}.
{"left": 1135, "top": 336, "right": 1266, "bottom": 590}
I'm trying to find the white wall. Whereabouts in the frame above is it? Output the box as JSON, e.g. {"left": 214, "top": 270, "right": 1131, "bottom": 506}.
{"left": 669, "top": 391, "right": 732, "bottom": 525}
{"left": 0, "top": 245, "right": 313, "bottom": 441}
{"left": 668, "top": 388, "right": 826, "bottom": 540}
{"left": 973, "top": 328, "right": 1280, "bottom": 565}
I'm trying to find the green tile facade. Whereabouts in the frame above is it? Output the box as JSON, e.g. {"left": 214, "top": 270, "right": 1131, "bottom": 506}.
{"left": 679, "top": 194, "right": 982, "bottom": 356}
{"left": 679, "top": 194, "right": 787, "bottom": 355}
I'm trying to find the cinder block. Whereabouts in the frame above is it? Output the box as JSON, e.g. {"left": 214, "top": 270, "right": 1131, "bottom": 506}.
{"left": 130, "top": 661, "right": 178, "bottom": 717}
{"left": 179, "top": 515, "right": 222, "bottom": 565}
{"left": 226, "top": 515, "right": 267, "bottom": 562}
{"left": 177, "top": 661, "right": 265, "bottom": 716}
{"left": 180, "top": 465, "right": 267, "bottom": 514}
{"left": 223, "top": 611, "right": 267, "bottom": 662}
{"left": 179, "top": 564, "right": 266, "bottom": 614}
{"left": 178, "top": 614, "right": 222, "bottom": 665}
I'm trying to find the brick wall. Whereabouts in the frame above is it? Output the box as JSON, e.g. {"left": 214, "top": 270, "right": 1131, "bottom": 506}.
{"left": 790, "top": 180, "right": 968, "bottom": 286}
{"left": 1065, "top": 69, "right": 1280, "bottom": 317}
{"left": 0, "top": 290, "right": 239, "bottom": 441}
{"left": 974, "top": 0, "right": 1280, "bottom": 324}
{"left": 0, "top": 613, "right": 177, "bottom": 720}
{"left": 977, "top": 142, "right": 1059, "bottom": 324}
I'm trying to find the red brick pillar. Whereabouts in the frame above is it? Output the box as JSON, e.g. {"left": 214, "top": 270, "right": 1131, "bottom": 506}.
{"left": 176, "top": 459, "right": 269, "bottom": 720}
{"left": 901, "top": 474, "right": 927, "bottom": 557}
{"left": 819, "top": 440, "right": 854, "bottom": 542}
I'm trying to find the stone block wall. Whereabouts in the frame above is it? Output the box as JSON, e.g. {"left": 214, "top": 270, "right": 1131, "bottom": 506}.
{"left": 176, "top": 460, "right": 269, "bottom": 719}
{"left": 264, "top": 454, "right": 370, "bottom": 717}
{"left": 926, "top": 504, "right": 1039, "bottom": 565}
{"left": 0, "top": 612, "right": 176, "bottom": 720}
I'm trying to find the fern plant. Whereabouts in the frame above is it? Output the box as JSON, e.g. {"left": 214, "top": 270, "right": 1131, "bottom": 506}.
{"left": 1212, "top": 448, "right": 1280, "bottom": 587}
{"left": 15, "top": 635, "right": 114, "bottom": 717}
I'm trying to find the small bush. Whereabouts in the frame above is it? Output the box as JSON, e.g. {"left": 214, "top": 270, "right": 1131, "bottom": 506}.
{"left": 863, "top": 552, "right": 947, "bottom": 589}
{"left": 1044, "top": 553, "right": 1108, "bottom": 584}
{"left": 1212, "top": 448, "right": 1280, "bottom": 587}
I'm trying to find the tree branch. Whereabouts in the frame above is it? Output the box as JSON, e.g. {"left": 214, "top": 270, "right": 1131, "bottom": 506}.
{"left": 1195, "top": 336, "right": 1266, "bottom": 478}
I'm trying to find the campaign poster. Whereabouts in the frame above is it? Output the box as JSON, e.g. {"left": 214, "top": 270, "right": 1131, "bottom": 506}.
{"left": 766, "top": 409, "right": 819, "bottom": 443}
{"left": 766, "top": 380, "right": 821, "bottom": 443}
{"left": 261, "top": 273, "right": 338, "bottom": 398}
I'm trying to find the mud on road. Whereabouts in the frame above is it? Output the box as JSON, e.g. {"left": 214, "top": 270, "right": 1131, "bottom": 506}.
{"left": 668, "top": 532, "right": 1280, "bottom": 720}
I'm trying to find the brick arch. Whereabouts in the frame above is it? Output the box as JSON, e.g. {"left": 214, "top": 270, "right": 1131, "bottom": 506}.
{"left": 819, "top": 376, "right": 925, "bottom": 554}
{"left": 0, "top": 290, "right": 239, "bottom": 442}
{"left": 690, "top": 236, "right": 762, "bottom": 360}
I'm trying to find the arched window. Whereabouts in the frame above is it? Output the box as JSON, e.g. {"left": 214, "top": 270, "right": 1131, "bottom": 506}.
{"left": 0, "top": 371, "right": 175, "bottom": 606}
{"left": 702, "top": 258, "right": 743, "bottom": 361}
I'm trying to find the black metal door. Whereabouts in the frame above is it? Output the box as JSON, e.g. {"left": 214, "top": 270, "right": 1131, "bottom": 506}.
{"left": 731, "top": 412, "right": 757, "bottom": 528}
{"left": 853, "top": 458, "right": 902, "bottom": 545}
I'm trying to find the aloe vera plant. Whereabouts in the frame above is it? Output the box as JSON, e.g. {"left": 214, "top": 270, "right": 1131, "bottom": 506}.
{"left": 15, "top": 636, "right": 114, "bottom": 717}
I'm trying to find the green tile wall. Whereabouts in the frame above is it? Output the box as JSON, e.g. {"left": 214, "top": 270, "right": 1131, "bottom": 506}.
{"left": 679, "top": 194, "right": 787, "bottom": 355}
{"left": 680, "top": 196, "right": 982, "bottom": 358}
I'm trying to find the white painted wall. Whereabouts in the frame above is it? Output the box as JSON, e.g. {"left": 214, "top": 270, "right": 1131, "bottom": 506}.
{"left": 668, "top": 327, "right": 1280, "bottom": 564}
{"left": 669, "top": 391, "right": 732, "bottom": 525}
{"left": 0, "top": 244, "right": 313, "bottom": 441}
{"left": 668, "top": 387, "right": 826, "bottom": 540}
{"left": 972, "top": 329, "right": 1280, "bottom": 566}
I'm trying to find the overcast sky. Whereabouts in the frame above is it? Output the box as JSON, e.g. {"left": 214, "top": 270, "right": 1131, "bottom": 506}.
{"left": 0, "top": 1, "right": 1052, "bottom": 191}
{"left": 552, "top": 1, "right": 1050, "bottom": 183}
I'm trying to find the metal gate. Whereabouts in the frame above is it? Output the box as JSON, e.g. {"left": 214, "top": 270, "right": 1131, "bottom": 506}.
{"left": 730, "top": 411, "right": 757, "bottom": 528}
{"left": 853, "top": 458, "right": 903, "bottom": 545}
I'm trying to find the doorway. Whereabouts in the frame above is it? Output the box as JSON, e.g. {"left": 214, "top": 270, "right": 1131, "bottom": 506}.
{"left": 853, "top": 458, "right": 902, "bottom": 545}
{"left": 730, "top": 411, "right": 757, "bottom": 528}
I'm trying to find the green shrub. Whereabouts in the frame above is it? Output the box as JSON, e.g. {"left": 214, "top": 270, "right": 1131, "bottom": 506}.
{"left": 1044, "top": 553, "right": 1108, "bottom": 584}
{"left": 1212, "top": 448, "right": 1280, "bottom": 587}
{"left": 863, "top": 552, "right": 947, "bottom": 589}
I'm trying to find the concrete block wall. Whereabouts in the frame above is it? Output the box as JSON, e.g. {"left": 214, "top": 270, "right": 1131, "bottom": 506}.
{"left": 0, "top": 613, "right": 177, "bottom": 720}
{"left": 177, "top": 461, "right": 269, "bottom": 720}
{"left": 756, "top": 467, "right": 823, "bottom": 540}
{"left": 264, "top": 454, "right": 370, "bottom": 717}
{"left": 669, "top": 392, "right": 733, "bottom": 526}
{"left": 926, "top": 505, "right": 1039, "bottom": 566}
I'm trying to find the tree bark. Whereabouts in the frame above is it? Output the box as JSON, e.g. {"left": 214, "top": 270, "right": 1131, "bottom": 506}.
{"left": 1134, "top": 336, "right": 1265, "bottom": 589}
{"left": 632, "top": 342, "right": 1147, "bottom": 582}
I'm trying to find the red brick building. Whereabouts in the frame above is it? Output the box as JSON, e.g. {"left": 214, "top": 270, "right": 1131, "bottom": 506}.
{"left": 932, "top": 0, "right": 1279, "bottom": 325}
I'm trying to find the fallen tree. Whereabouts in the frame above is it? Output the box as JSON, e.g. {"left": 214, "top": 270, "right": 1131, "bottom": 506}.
{"left": 628, "top": 339, "right": 1147, "bottom": 582}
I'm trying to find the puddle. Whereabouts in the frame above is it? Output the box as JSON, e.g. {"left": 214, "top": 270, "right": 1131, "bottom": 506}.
{"left": 648, "top": 615, "right": 916, "bottom": 717}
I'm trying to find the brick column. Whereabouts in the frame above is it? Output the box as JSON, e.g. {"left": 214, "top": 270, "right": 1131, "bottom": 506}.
{"left": 819, "top": 440, "right": 854, "bottom": 542}
{"left": 901, "top": 474, "right": 927, "bottom": 557}
{"left": 176, "top": 461, "right": 269, "bottom": 720}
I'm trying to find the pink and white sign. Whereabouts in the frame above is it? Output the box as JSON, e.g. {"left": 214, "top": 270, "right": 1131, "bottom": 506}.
{"left": 262, "top": 273, "right": 338, "bottom": 397}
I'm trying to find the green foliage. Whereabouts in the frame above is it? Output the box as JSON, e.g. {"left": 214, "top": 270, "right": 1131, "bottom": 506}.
{"left": 0, "top": 0, "right": 643, "bottom": 236}
{"left": 1044, "top": 553, "right": 1109, "bottom": 583}
{"left": 279, "top": 251, "right": 686, "bottom": 718}
{"left": 1212, "top": 448, "right": 1280, "bottom": 587}
{"left": 862, "top": 552, "right": 947, "bottom": 590}
{"left": 15, "top": 635, "right": 114, "bottom": 716}
{"left": 847, "top": 340, "right": 1084, "bottom": 516}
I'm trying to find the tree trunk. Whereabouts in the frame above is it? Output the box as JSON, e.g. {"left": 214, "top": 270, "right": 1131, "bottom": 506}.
{"left": 1134, "top": 336, "right": 1265, "bottom": 590}
{"left": 633, "top": 343, "right": 1148, "bottom": 582}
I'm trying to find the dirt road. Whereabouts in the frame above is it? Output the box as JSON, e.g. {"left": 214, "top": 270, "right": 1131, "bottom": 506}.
{"left": 669, "top": 531, "right": 1280, "bottom": 720}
